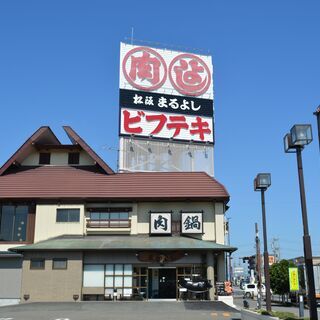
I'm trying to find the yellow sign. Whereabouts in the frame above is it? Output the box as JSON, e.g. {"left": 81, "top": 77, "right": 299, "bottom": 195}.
{"left": 289, "top": 267, "right": 299, "bottom": 291}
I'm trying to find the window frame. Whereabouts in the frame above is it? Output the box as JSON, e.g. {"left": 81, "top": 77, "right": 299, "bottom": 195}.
{"left": 30, "top": 258, "right": 45, "bottom": 270}
{"left": 68, "top": 152, "right": 80, "bottom": 165}
{"left": 39, "top": 152, "right": 51, "bottom": 165}
{"left": 0, "top": 204, "right": 29, "bottom": 242}
{"left": 56, "top": 208, "right": 80, "bottom": 223}
{"left": 86, "top": 208, "right": 131, "bottom": 229}
{"left": 52, "top": 258, "right": 68, "bottom": 270}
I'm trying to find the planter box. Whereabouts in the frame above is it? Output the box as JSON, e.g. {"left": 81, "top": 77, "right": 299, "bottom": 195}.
{"left": 241, "top": 309, "right": 279, "bottom": 320}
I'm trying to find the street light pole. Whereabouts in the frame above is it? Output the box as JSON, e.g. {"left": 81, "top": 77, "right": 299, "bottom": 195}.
{"left": 261, "top": 189, "right": 272, "bottom": 312}
{"left": 254, "top": 173, "right": 272, "bottom": 313}
{"left": 284, "top": 124, "right": 318, "bottom": 320}
{"left": 296, "top": 147, "right": 318, "bottom": 320}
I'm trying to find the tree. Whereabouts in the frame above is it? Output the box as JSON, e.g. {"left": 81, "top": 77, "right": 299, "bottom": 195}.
{"left": 269, "top": 259, "right": 295, "bottom": 301}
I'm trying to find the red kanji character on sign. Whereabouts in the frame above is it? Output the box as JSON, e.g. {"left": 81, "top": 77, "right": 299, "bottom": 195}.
{"left": 146, "top": 114, "right": 167, "bottom": 134}
{"left": 190, "top": 117, "right": 211, "bottom": 141}
{"left": 175, "top": 59, "right": 203, "bottom": 86}
{"left": 123, "top": 110, "right": 143, "bottom": 134}
{"left": 129, "top": 51, "right": 160, "bottom": 85}
{"left": 123, "top": 47, "right": 167, "bottom": 91}
{"left": 166, "top": 115, "right": 189, "bottom": 137}
{"left": 169, "top": 54, "right": 211, "bottom": 96}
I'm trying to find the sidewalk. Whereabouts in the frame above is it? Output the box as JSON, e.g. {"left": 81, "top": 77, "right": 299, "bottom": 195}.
{"left": 233, "top": 296, "right": 320, "bottom": 318}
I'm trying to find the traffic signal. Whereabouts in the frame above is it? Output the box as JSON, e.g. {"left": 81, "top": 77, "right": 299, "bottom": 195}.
{"left": 248, "top": 255, "right": 256, "bottom": 270}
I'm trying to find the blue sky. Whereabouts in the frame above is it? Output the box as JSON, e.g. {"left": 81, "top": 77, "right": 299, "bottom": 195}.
{"left": 1, "top": 1, "right": 320, "bottom": 265}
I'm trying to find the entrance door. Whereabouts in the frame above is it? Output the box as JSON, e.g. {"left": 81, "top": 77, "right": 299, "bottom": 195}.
{"left": 158, "top": 269, "right": 176, "bottom": 299}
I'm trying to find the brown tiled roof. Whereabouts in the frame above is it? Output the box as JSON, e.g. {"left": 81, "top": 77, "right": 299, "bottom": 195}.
{"left": 0, "top": 166, "right": 229, "bottom": 201}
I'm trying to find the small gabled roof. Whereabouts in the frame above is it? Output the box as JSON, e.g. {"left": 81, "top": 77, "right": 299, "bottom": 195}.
{"left": 0, "top": 126, "right": 61, "bottom": 176}
{"left": 63, "top": 126, "right": 114, "bottom": 175}
{"left": 0, "top": 126, "right": 114, "bottom": 176}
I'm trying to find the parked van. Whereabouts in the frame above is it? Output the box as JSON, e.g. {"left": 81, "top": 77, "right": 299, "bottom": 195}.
{"left": 243, "top": 283, "right": 266, "bottom": 298}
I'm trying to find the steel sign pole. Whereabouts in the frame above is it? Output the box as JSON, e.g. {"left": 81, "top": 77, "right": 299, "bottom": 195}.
{"left": 261, "top": 189, "right": 272, "bottom": 312}
{"left": 296, "top": 147, "right": 318, "bottom": 320}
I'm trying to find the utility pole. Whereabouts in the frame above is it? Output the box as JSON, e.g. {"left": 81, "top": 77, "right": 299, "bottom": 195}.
{"left": 255, "top": 223, "right": 262, "bottom": 309}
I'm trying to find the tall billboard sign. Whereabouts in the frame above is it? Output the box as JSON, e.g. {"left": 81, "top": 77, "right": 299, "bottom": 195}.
{"left": 118, "top": 43, "right": 214, "bottom": 174}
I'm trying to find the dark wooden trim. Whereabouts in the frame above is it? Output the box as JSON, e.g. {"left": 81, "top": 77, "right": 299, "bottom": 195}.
{"left": 26, "top": 204, "right": 36, "bottom": 243}
{"left": 0, "top": 241, "right": 32, "bottom": 244}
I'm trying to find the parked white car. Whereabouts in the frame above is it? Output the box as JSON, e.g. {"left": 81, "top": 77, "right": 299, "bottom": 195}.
{"left": 243, "top": 283, "right": 267, "bottom": 298}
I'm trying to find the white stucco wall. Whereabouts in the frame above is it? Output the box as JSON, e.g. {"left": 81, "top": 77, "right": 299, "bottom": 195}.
{"left": 214, "top": 203, "right": 225, "bottom": 245}
{"left": 32, "top": 201, "right": 225, "bottom": 243}
{"left": 34, "top": 204, "right": 85, "bottom": 242}
{"left": 21, "top": 150, "right": 94, "bottom": 166}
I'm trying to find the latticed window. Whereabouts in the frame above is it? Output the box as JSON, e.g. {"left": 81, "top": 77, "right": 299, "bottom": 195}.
{"left": 86, "top": 208, "right": 131, "bottom": 228}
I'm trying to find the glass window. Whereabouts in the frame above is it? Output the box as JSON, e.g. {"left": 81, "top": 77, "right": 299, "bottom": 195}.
{"left": 56, "top": 209, "right": 80, "bottom": 223}
{"left": 105, "top": 264, "right": 114, "bottom": 276}
{"left": 123, "top": 288, "right": 132, "bottom": 296}
{"left": 114, "top": 276, "right": 123, "bottom": 287}
{"left": 124, "top": 264, "right": 132, "bottom": 275}
{"left": 110, "top": 212, "right": 119, "bottom": 220}
{"left": 100, "top": 212, "right": 109, "bottom": 220}
{"left": 69, "top": 210, "right": 80, "bottom": 222}
{"left": 87, "top": 209, "right": 130, "bottom": 228}
{"left": 30, "top": 259, "right": 45, "bottom": 269}
{"left": 105, "top": 277, "right": 113, "bottom": 287}
{"left": 83, "top": 264, "right": 104, "bottom": 287}
{"left": 39, "top": 152, "right": 51, "bottom": 165}
{"left": 0, "top": 205, "right": 28, "bottom": 242}
{"left": 114, "top": 264, "right": 123, "bottom": 275}
{"left": 90, "top": 212, "right": 100, "bottom": 220}
{"left": 52, "top": 258, "right": 67, "bottom": 269}
{"left": 124, "top": 277, "right": 132, "bottom": 287}
{"left": 119, "top": 212, "right": 129, "bottom": 219}
{"left": 68, "top": 152, "right": 80, "bottom": 165}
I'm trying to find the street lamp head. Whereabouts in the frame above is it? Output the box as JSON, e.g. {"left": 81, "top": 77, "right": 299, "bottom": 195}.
{"left": 283, "top": 133, "right": 296, "bottom": 153}
{"left": 313, "top": 105, "right": 320, "bottom": 116}
{"left": 254, "top": 173, "right": 271, "bottom": 191}
{"left": 290, "top": 124, "right": 313, "bottom": 147}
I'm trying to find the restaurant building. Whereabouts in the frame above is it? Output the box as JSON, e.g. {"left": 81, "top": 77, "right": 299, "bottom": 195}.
{"left": 0, "top": 126, "right": 235, "bottom": 303}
